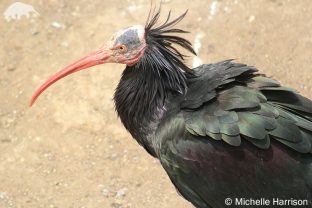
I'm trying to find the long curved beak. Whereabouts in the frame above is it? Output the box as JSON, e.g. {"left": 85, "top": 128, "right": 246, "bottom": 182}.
{"left": 29, "top": 45, "right": 111, "bottom": 106}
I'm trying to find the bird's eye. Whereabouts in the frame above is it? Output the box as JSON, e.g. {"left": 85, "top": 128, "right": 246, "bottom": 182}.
{"left": 118, "top": 45, "right": 128, "bottom": 53}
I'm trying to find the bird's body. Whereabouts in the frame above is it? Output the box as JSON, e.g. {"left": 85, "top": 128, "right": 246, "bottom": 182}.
{"left": 30, "top": 9, "right": 312, "bottom": 208}
{"left": 115, "top": 60, "right": 312, "bottom": 207}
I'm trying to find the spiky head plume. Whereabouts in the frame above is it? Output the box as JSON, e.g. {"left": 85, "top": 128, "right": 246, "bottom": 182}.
{"left": 143, "top": 8, "right": 196, "bottom": 72}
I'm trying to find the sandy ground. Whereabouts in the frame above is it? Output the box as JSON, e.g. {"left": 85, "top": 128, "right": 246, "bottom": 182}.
{"left": 1, "top": 0, "right": 312, "bottom": 207}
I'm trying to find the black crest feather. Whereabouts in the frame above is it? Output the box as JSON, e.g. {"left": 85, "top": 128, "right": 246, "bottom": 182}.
{"left": 144, "top": 8, "right": 196, "bottom": 72}
{"left": 133, "top": 7, "right": 196, "bottom": 97}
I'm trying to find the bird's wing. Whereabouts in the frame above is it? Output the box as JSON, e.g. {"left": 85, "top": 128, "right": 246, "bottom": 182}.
{"left": 182, "top": 60, "right": 312, "bottom": 153}
{"left": 156, "top": 61, "right": 312, "bottom": 207}
{"left": 181, "top": 60, "right": 258, "bottom": 109}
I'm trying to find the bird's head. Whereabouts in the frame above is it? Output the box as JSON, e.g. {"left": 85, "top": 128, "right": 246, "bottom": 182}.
{"left": 30, "top": 9, "right": 195, "bottom": 106}
{"left": 102, "top": 25, "right": 147, "bottom": 66}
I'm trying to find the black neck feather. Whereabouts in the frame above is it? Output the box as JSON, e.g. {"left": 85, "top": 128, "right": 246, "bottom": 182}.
{"left": 113, "top": 9, "right": 196, "bottom": 150}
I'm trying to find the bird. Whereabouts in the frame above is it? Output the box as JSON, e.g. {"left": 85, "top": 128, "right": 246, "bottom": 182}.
{"left": 30, "top": 9, "right": 312, "bottom": 208}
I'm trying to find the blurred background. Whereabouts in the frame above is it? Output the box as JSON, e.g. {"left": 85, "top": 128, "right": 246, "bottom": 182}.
{"left": 1, "top": 0, "right": 311, "bottom": 207}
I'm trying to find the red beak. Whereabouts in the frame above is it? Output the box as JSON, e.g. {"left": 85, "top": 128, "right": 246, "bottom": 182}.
{"left": 29, "top": 45, "right": 111, "bottom": 106}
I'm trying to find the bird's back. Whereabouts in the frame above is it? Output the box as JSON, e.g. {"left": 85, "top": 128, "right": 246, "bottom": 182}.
{"left": 156, "top": 60, "right": 312, "bottom": 208}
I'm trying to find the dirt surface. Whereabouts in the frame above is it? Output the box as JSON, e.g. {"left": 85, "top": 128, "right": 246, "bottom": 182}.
{"left": 1, "top": 0, "right": 312, "bottom": 207}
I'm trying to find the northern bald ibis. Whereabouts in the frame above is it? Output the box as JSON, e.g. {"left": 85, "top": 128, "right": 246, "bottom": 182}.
{"left": 30, "top": 9, "right": 312, "bottom": 208}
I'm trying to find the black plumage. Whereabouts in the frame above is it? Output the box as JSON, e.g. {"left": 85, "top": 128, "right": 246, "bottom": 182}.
{"left": 30, "top": 8, "right": 312, "bottom": 208}
{"left": 114, "top": 10, "right": 312, "bottom": 207}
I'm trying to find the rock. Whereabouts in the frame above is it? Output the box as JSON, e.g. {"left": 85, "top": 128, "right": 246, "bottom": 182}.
{"left": 111, "top": 202, "right": 122, "bottom": 208}
{"left": 31, "top": 30, "right": 39, "bottom": 36}
{"left": 51, "top": 21, "right": 66, "bottom": 29}
{"left": 0, "top": 192, "right": 8, "bottom": 199}
{"left": 101, "top": 188, "right": 109, "bottom": 197}
{"left": 4, "top": 2, "right": 39, "bottom": 21}
{"left": 249, "top": 15, "right": 255, "bottom": 23}
{"left": 61, "top": 41, "right": 69, "bottom": 48}
{"left": 110, "top": 153, "right": 118, "bottom": 161}
{"left": 115, "top": 188, "right": 127, "bottom": 198}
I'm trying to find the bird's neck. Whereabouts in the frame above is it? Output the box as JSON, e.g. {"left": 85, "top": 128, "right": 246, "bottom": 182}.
{"left": 113, "top": 63, "right": 188, "bottom": 155}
